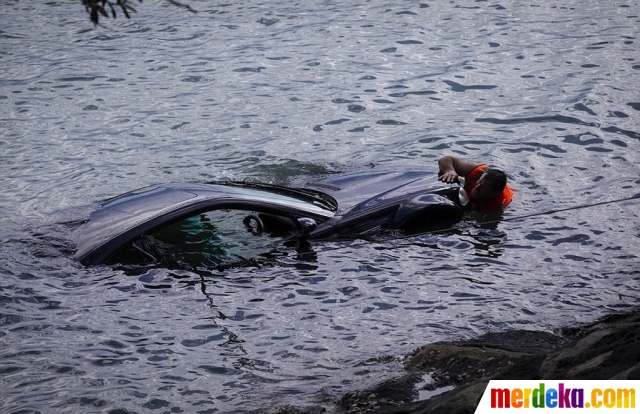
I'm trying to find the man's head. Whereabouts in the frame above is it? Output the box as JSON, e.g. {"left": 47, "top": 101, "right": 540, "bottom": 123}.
{"left": 471, "top": 169, "right": 507, "bottom": 203}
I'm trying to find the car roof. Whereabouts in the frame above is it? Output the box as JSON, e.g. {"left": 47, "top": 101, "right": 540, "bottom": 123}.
{"left": 73, "top": 182, "right": 335, "bottom": 266}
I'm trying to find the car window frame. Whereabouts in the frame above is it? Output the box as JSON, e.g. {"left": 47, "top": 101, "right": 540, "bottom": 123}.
{"left": 77, "top": 198, "right": 333, "bottom": 266}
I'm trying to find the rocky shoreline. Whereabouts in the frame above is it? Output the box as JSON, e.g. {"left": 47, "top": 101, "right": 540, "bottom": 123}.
{"left": 276, "top": 308, "right": 640, "bottom": 414}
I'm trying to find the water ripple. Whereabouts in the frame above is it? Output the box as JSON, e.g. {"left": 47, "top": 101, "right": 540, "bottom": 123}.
{"left": 1, "top": 0, "right": 640, "bottom": 412}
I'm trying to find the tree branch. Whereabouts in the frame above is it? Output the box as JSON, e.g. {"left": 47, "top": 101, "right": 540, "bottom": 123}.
{"left": 82, "top": 0, "right": 195, "bottom": 25}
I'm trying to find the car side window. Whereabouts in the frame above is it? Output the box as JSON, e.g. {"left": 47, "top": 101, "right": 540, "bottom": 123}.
{"left": 109, "top": 209, "right": 301, "bottom": 267}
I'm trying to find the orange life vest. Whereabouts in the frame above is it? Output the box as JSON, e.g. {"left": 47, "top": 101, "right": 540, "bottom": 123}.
{"left": 463, "top": 164, "right": 513, "bottom": 210}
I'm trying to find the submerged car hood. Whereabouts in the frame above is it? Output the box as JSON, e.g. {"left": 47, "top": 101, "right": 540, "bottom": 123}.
{"left": 305, "top": 168, "right": 452, "bottom": 216}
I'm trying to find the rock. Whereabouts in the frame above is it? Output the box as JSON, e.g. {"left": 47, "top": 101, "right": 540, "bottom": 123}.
{"left": 338, "top": 373, "right": 422, "bottom": 413}
{"left": 335, "top": 307, "right": 640, "bottom": 414}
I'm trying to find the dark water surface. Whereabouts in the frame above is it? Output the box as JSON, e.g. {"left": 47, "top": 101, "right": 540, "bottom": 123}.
{"left": 2, "top": 0, "right": 640, "bottom": 412}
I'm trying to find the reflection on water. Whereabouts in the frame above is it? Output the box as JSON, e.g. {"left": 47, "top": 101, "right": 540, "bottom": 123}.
{"left": 1, "top": 0, "right": 640, "bottom": 412}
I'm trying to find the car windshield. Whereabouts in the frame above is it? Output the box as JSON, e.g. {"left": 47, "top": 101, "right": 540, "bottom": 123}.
{"left": 109, "top": 208, "right": 303, "bottom": 267}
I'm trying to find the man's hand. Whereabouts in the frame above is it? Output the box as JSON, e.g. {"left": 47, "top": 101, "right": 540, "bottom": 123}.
{"left": 438, "top": 156, "right": 481, "bottom": 184}
{"left": 438, "top": 171, "right": 460, "bottom": 184}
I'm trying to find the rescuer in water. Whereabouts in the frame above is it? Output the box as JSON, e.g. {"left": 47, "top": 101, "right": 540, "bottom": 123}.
{"left": 438, "top": 155, "right": 513, "bottom": 210}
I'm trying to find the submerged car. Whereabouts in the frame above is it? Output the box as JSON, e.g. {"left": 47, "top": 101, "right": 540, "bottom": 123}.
{"left": 73, "top": 168, "right": 464, "bottom": 267}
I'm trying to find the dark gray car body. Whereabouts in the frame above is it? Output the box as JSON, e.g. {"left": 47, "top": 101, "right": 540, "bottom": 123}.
{"left": 73, "top": 169, "right": 461, "bottom": 266}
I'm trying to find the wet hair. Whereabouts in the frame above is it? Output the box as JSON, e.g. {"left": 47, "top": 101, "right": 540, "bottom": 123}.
{"left": 484, "top": 169, "right": 507, "bottom": 194}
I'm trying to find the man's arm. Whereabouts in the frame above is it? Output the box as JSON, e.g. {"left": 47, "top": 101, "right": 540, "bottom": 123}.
{"left": 438, "top": 156, "right": 482, "bottom": 184}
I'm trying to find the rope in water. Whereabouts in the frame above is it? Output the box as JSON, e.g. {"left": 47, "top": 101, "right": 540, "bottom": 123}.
{"left": 427, "top": 191, "right": 640, "bottom": 236}
{"left": 484, "top": 192, "right": 640, "bottom": 224}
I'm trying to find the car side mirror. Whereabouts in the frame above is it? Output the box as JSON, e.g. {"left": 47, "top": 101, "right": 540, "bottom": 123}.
{"left": 296, "top": 217, "right": 317, "bottom": 238}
